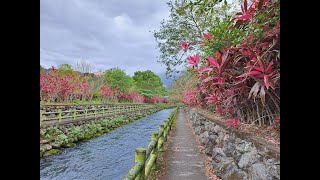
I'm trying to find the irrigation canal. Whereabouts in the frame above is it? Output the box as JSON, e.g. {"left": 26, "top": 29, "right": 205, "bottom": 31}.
{"left": 40, "top": 108, "right": 175, "bottom": 180}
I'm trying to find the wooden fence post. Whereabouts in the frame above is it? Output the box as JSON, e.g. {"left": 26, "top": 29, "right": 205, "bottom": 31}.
{"left": 163, "top": 120, "right": 168, "bottom": 141}
{"left": 135, "top": 148, "right": 146, "bottom": 179}
{"left": 40, "top": 110, "right": 43, "bottom": 127}
{"left": 58, "top": 109, "right": 62, "bottom": 123}
{"left": 73, "top": 109, "right": 76, "bottom": 120}
{"left": 123, "top": 107, "right": 178, "bottom": 179}
{"left": 158, "top": 125, "right": 164, "bottom": 152}
{"left": 151, "top": 132, "right": 158, "bottom": 170}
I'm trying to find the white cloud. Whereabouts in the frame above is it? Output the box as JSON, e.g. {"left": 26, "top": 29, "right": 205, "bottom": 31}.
{"left": 113, "top": 14, "right": 133, "bottom": 31}
{"left": 40, "top": 0, "right": 170, "bottom": 75}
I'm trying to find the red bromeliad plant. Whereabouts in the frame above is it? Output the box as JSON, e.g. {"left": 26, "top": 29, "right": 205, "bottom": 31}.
{"left": 187, "top": 53, "right": 200, "bottom": 66}
{"left": 181, "top": 41, "right": 190, "bottom": 51}
{"left": 181, "top": 0, "right": 280, "bottom": 127}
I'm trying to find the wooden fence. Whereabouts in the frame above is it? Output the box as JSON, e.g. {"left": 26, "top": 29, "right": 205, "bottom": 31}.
{"left": 123, "top": 108, "right": 178, "bottom": 180}
{"left": 40, "top": 104, "right": 156, "bottom": 127}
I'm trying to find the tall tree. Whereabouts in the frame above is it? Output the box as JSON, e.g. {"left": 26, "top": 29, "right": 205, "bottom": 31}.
{"left": 132, "top": 70, "right": 167, "bottom": 96}
{"left": 153, "top": 0, "right": 236, "bottom": 77}
{"left": 75, "top": 59, "right": 94, "bottom": 75}
{"left": 104, "top": 68, "right": 133, "bottom": 93}
{"left": 58, "top": 63, "right": 75, "bottom": 75}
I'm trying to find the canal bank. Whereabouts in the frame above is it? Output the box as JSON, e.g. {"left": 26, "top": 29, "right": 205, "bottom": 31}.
{"left": 40, "top": 105, "right": 174, "bottom": 158}
{"left": 40, "top": 108, "right": 175, "bottom": 180}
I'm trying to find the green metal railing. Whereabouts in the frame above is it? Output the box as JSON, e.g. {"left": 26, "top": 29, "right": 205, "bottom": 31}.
{"left": 123, "top": 108, "right": 178, "bottom": 180}
{"left": 40, "top": 104, "right": 156, "bottom": 127}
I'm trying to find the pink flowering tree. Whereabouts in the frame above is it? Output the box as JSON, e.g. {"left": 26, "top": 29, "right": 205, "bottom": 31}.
{"left": 40, "top": 66, "right": 94, "bottom": 102}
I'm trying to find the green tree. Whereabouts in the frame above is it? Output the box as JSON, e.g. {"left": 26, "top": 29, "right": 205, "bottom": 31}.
{"left": 58, "top": 64, "right": 75, "bottom": 75}
{"left": 153, "top": 0, "right": 236, "bottom": 77}
{"left": 103, "top": 68, "right": 133, "bottom": 93}
{"left": 132, "top": 70, "right": 167, "bottom": 96}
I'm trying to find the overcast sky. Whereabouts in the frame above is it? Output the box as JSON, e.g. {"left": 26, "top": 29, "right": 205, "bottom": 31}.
{"left": 40, "top": 0, "right": 171, "bottom": 76}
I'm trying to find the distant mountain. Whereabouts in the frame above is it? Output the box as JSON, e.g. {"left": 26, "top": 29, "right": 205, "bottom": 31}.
{"left": 157, "top": 71, "right": 181, "bottom": 90}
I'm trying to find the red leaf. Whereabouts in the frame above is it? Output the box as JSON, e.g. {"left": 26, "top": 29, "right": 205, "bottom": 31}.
{"left": 269, "top": 80, "right": 276, "bottom": 90}
{"left": 220, "top": 50, "right": 231, "bottom": 71}
{"left": 181, "top": 41, "right": 190, "bottom": 51}
{"left": 248, "top": 0, "right": 257, "bottom": 13}
{"left": 226, "top": 118, "right": 239, "bottom": 127}
{"left": 260, "top": 85, "right": 266, "bottom": 105}
{"left": 196, "top": 67, "right": 213, "bottom": 73}
{"left": 216, "top": 51, "right": 221, "bottom": 61}
{"left": 241, "top": 5, "right": 245, "bottom": 14}
{"left": 275, "top": 117, "right": 280, "bottom": 125}
{"left": 202, "top": 76, "right": 213, "bottom": 83}
{"left": 257, "top": 59, "right": 265, "bottom": 72}
{"left": 248, "top": 82, "right": 260, "bottom": 101}
{"left": 208, "top": 57, "right": 219, "bottom": 68}
{"left": 258, "top": 42, "right": 270, "bottom": 49}
{"left": 238, "top": 71, "right": 262, "bottom": 78}
{"left": 203, "top": 33, "right": 214, "bottom": 40}
{"left": 264, "top": 75, "right": 270, "bottom": 89}
{"left": 244, "top": 0, "right": 248, "bottom": 12}
{"left": 227, "top": 121, "right": 234, "bottom": 127}
{"left": 187, "top": 54, "right": 200, "bottom": 65}
{"left": 250, "top": 65, "right": 263, "bottom": 72}
{"left": 265, "top": 61, "right": 274, "bottom": 74}
{"left": 236, "top": 14, "right": 252, "bottom": 20}
{"left": 234, "top": 118, "right": 239, "bottom": 126}
{"left": 249, "top": 33, "right": 253, "bottom": 41}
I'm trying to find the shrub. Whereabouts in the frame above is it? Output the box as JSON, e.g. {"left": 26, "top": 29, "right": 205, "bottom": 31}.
{"left": 181, "top": 0, "right": 280, "bottom": 126}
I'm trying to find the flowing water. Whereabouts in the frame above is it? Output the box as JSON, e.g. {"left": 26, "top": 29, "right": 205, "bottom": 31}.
{"left": 40, "top": 108, "right": 175, "bottom": 180}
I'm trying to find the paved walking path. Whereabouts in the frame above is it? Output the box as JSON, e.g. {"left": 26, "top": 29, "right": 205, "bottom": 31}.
{"left": 163, "top": 109, "right": 208, "bottom": 180}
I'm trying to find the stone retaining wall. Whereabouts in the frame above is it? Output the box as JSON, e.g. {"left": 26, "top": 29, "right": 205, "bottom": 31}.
{"left": 184, "top": 107, "right": 280, "bottom": 180}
